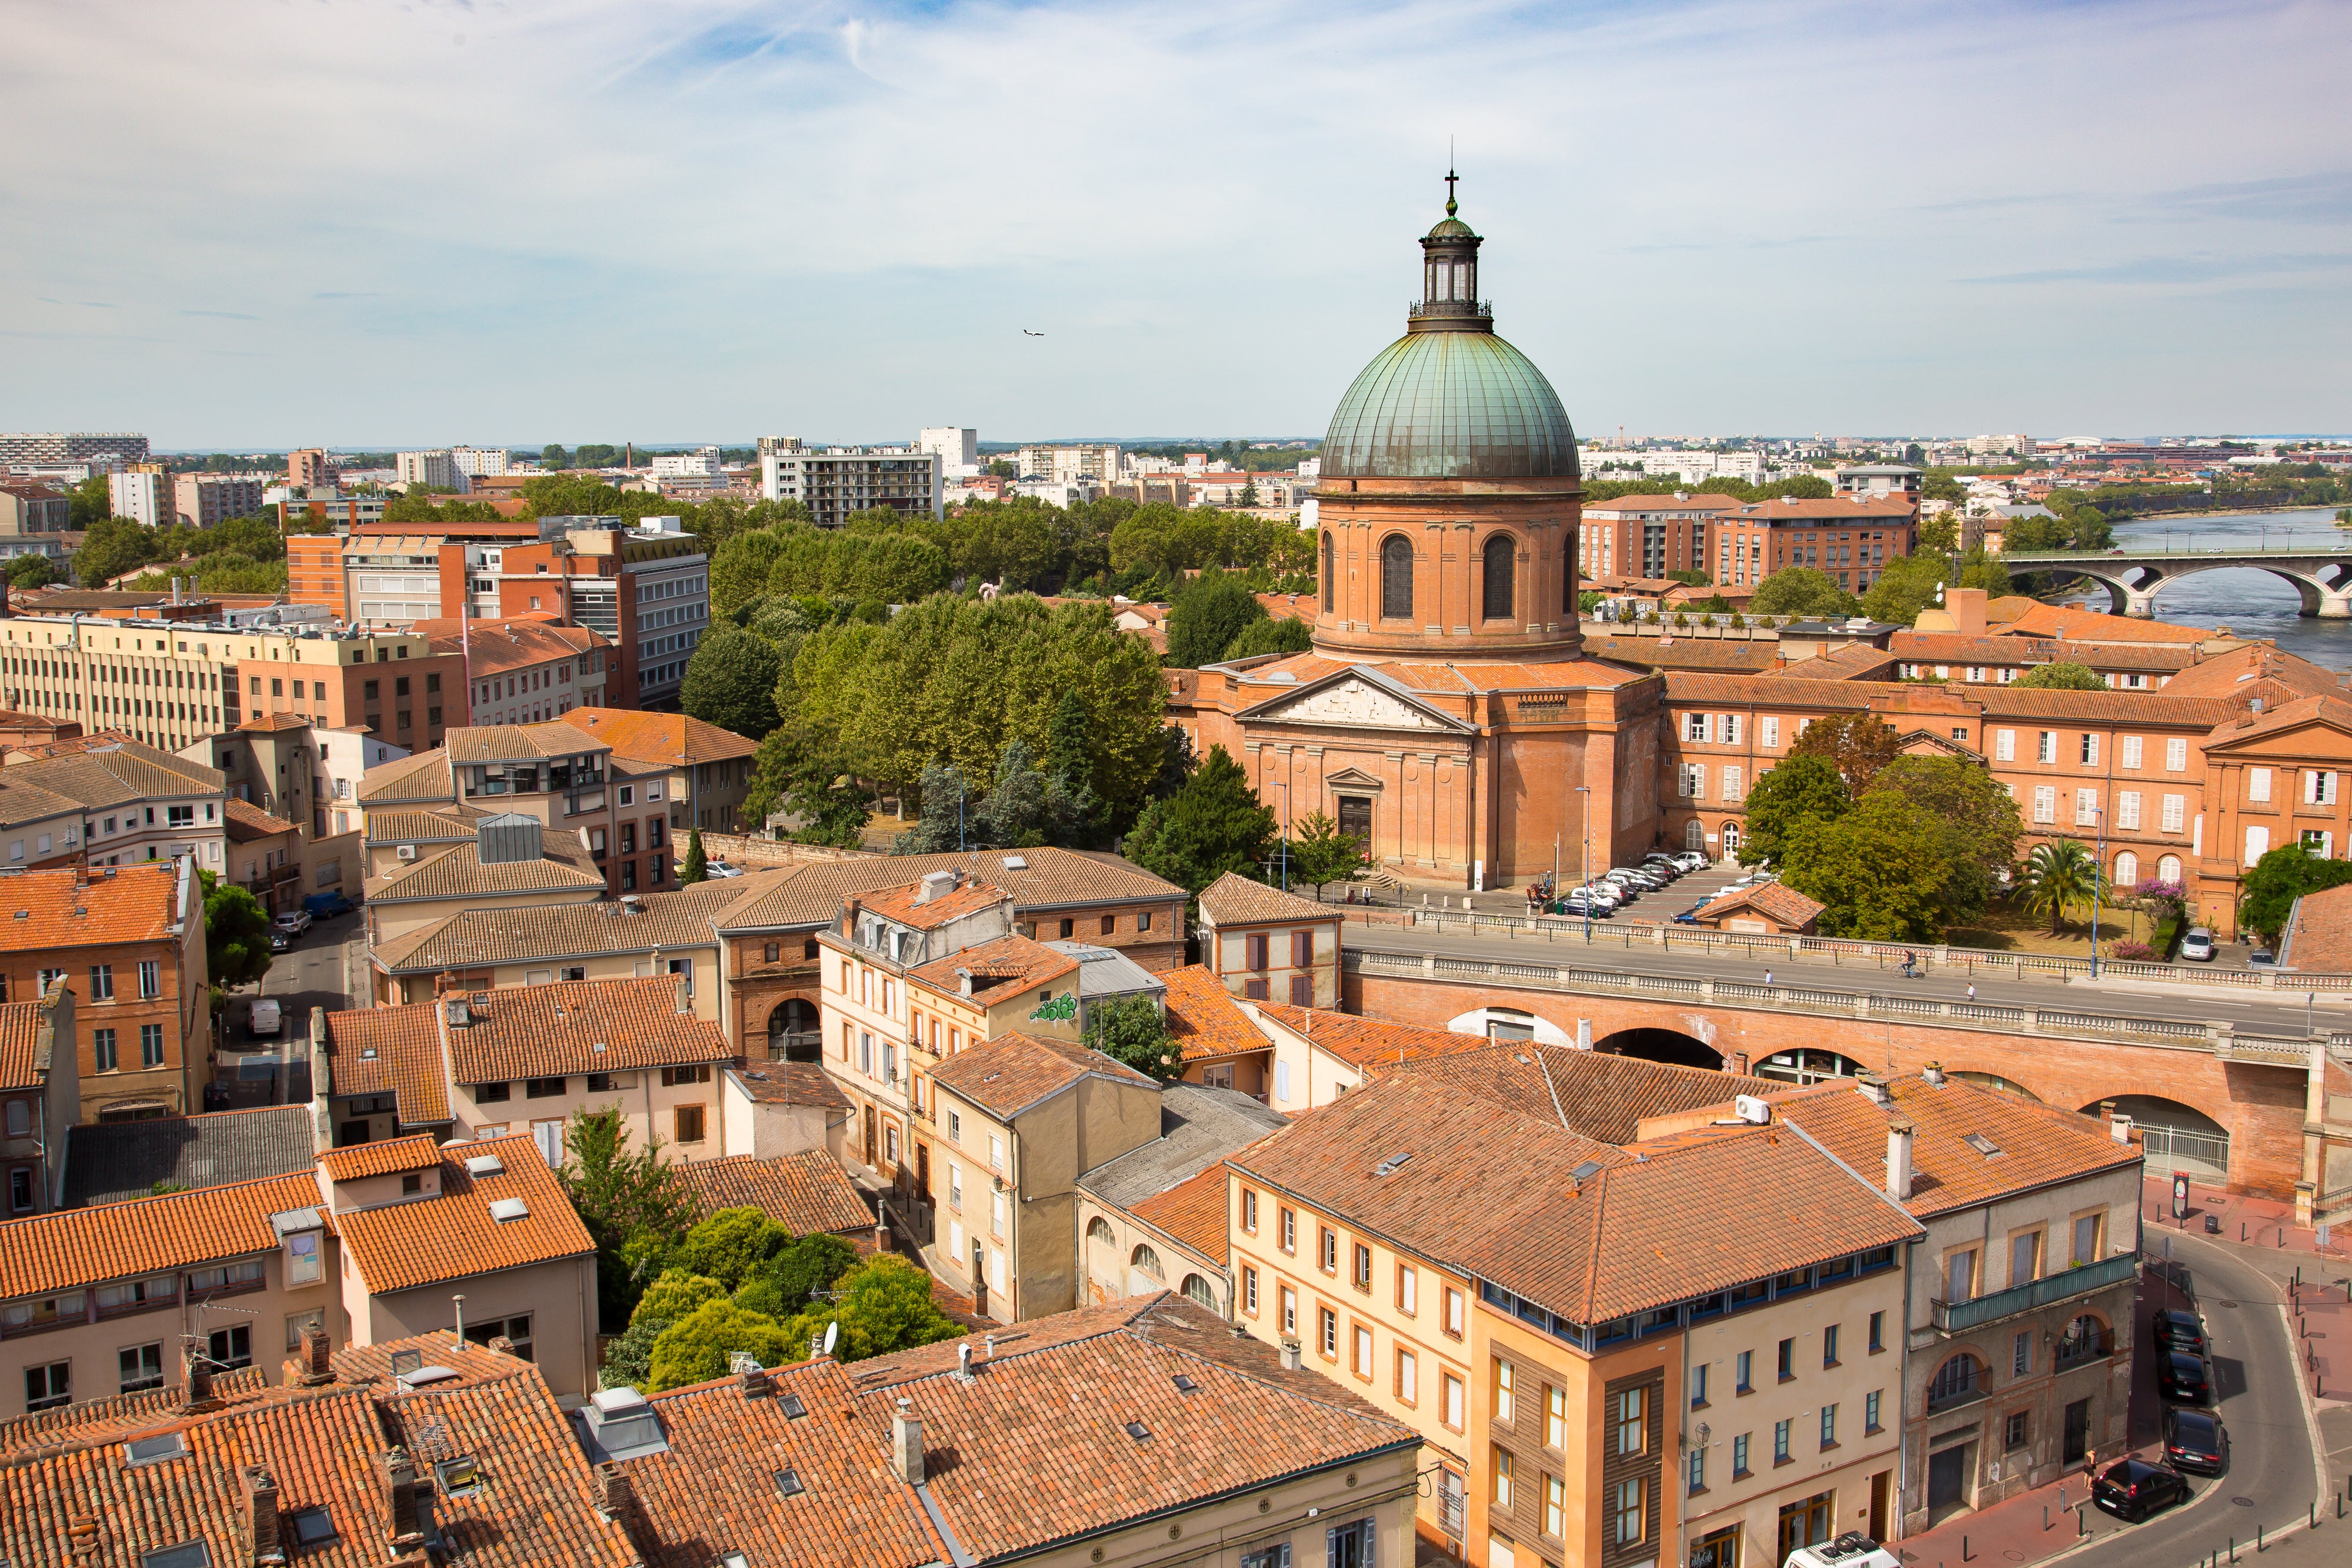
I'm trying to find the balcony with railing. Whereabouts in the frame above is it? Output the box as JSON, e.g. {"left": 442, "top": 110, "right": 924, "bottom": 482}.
{"left": 1929, "top": 1252, "right": 2138, "bottom": 1335}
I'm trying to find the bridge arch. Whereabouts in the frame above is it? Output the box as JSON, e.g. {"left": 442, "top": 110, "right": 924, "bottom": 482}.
{"left": 2014, "top": 555, "right": 2352, "bottom": 620}
{"left": 2075, "top": 1093, "right": 2229, "bottom": 1179}
{"left": 1753, "top": 1046, "right": 1869, "bottom": 1085}
{"left": 1448, "top": 1007, "right": 1573, "bottom": 1046}
{"left": 1595, "top": 1027, "right": 1721, "bottom": 1070}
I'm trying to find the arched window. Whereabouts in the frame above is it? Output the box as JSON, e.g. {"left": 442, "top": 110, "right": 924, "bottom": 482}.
{"left": 2158, "top": 853, "right": 2182, "bottom": 884}
{"left": 2056, "top": 1313, "right": 2109, "bottom": 1367}
{"left": 1380, "top": 536, "right": 1414, "bottom": 620}
{"left": 1321, "top": 533, "right": 1334, "bottom": 613}
{"left": 2113, "top": 850, "right": 2139, "bottom": 887}
{"left": 768, "top": 998, "right": 820, "bottom": 1063}
{"left": 1180, "top": 1273, "right": 1217, "bottom": 1309}
{"left": 1482, "top": 534, "right": 1516, "bottom": 621}
{"left": 1685, "top": 819, "right": 1705, "bottom": 851}
{"left": 1926, "top": 1353, "right": 1981, "bottom": 1410}
{"left": 1086, "top": 1217, "right": 1116, "bottom": 1245}
{"left": 1130, "top": 1244, "right": 1164, "bottom": 1279}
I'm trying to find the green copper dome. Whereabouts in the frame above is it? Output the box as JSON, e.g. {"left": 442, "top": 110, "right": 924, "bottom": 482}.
{"left": 1321, "top": 329, "right": 1579, "bottom": 480}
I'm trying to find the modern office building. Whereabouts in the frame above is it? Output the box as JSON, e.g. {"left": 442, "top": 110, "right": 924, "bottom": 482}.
{"left": 759, "top": 444, "right": 943, "bottom": 529}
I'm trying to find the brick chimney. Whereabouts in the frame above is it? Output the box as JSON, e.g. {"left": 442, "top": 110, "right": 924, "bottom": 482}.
{"left": 296, "top": 1325, "right": 333, "bottom": 1386}
{"left": 487, "top": 1335, "right": 515, "bottom": 1359}
{"left": 890, "top": 1399, "right": 925, "bottom": 1485}
{"left": 377, "top": 1448, "right": 426, "bottom": 1550}
{"left": 178, "top": 1336, "right": 220, "bottom": 1413}
{"left": 241, "top": 1465, "right": 283, "bottom": 1563}
{"left": 596, "top": 1460, "right": 633, "bottom": 1523}
{"left": 843, "top": 897, "right": 863, "bottom": 940}
{"left": 1945, "top": 587, "right": 1989, "bottom": 637}
{"left": 1885, "top": 1118, "right": 1916, "bottom": 1202}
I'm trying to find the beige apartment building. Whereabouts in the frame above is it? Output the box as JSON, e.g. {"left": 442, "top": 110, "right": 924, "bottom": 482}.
{"left": 1198, "top": 869, "right": 1344, "bottom": 1007}
{"left": 0, "top": 987, "right": 77, "bottom": 1217}
{"left": 0, "top": 737, "right": 229, "bottom": 873}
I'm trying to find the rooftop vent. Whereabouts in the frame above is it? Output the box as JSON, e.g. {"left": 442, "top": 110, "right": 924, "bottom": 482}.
{"left": 487, "top": 1196, "right": 529, "bottom": 1223}
{"left": 1373, "top": 1152, "right": 1414, "bottom": 1178}
{"left": 124, "top": 1432, "right": 189, "bottom": 1466}
{"left": 1733, "top": 1094, "right": 1772, "bottom": 1125}
{"left": 465, "top": 1154, "right": 505, "bottom": 1178}
{"left": 1001, "top": 854, "right": 1028, "bottom": 870}
{"left": 583, "top": 1385, "right": 669, "bottom": 1460}
{"left": 1962, "top": 1132, "right": 2003, "bottom": 1159}
{"left": 915, "top": 868, "right": 958, "bottom": 904}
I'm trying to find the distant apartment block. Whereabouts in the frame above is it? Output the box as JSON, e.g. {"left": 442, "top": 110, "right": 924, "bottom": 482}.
{"left": 450, "top": 444, "right": 510, "bottom": 477}
{"left": 917, "top": 425, "right": 978, "bottom": 468}
{"left": 106, "top": 464, "right": 169, "bottom": 529}
{"left": 172, "top": 472, "right": 265, "bottom": 529}
{"left": 0, "top": 432, "right": 149, "bottom": 464}
{"left": 649, "top": 446, "right": 722, "bottom": 479}
{"left": 395, "top": 449, "right": 469, "bottom": 492}
{"left": 1017, "top": 443, "right": 1122, "bottom": 484}
{"left": 760, "top": 443, "right": 943, "bottom": 529}
{"left": 284, "top": 447, "right": 334, "bottom": 487}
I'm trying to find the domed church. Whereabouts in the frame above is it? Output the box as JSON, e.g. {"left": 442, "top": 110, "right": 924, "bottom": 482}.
{"left": 1166, "top": 183, "right": 1667, "bottom": 889}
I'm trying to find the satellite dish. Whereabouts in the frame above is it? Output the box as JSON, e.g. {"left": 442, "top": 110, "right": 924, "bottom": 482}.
{"left": 821, "top": 1322, "right": 840, "bottom": 1355}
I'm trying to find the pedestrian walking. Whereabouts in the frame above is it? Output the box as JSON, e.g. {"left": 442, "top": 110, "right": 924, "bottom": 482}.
{"left": 1763, "top": 968, "right": 1773, "bottom": 987}
{"left": 1966, "top": 982, "right": 1976, "bottom": 1002}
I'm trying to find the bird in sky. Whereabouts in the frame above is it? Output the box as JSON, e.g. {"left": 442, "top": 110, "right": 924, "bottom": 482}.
{"left": 1023, "top": 329, "right": 1044, "bottom": 337}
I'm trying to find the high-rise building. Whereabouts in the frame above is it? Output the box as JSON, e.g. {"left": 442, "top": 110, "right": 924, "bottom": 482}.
{"left": 172, "top": 472, "right": 266, "bottom": 528}
{"left": 107, "top": 464, "right": 170, "bottom": 527}
{"left": 286, "top": 448, "right": 335, "bottom": 487}
{"left": 649, "top": 446, "right": 722, "bottom": 479}
{"left": 918, "top": 426, "right": 978, "bottom": 468}
{"left": 450, "top": 445, "right": 510, "bottom": 477}
{"left": 1016, "top": 443, "right": 1122, "bottom": 484}
{"left": 395, "top": 450, "right": 470, "bottom": 492}
{"left": 0, "top": 432, "right": 149, "bottom": 464}
{"left": 759, "top": 445, "right": 943, "bottom": 529}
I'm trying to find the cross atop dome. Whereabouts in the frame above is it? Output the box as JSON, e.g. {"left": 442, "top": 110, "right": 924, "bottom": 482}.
{"left": 1445, "top": 165, "right": 1458, "bottom": 216}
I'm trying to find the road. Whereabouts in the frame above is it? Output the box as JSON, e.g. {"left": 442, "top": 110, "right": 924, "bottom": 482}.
{"left": 209, "top": 909, "right": 365, "bottom": 1111}
{"left": 1345, "top": 916, "right": 2352, "bottom": 1044}
{"left": 2054, "top": 1233, "right": 2332, "bottom": 1568}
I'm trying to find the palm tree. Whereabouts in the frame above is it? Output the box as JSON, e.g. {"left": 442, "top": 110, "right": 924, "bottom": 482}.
{"left": 2020, "top": 840, "right": 2101, "bottom": 935}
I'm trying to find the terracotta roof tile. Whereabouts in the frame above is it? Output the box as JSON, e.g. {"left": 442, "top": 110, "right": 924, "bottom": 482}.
{"left": 1587, "top": 637, "right": 1781, "bottom": 674}
{"left": 366, "top": 835, "right": 607, "bottom": 903}
{"left": 1887, "top": 631, "right": 2196, "bottom": 673}
{"left": 1160, "top": 965, "right": 1272, "bottom": 1062}
{"left": 904, "top": 931, "right": 1077, "bottom": 1000}
{"left": 0, "top": 864, "right": 181, "bottom": 955}
{"left": 223, "top": 795, "right": 299, "bottom": 842}
{"left": 439, "top": 976, "right": 730, "bottom": 1084}
{"left": 673, "top": 1152, "right": 874, "bottom": 1237}
{"left": 362, "top": 804, "right": 480, "bottom": 844}
{"left": 333, "top": 1134, "right": 594, "bottom": 1294}
{"left": 567, "top": 706, "right": 760, "bottom": 763}
{"left": 1696, "top": 881, "right": 1826, "bottom": 929}
{"left": 317, "top": 1132, "right": 442, "bottom": 1181}
{"left": 325, "top": 1001, "right": 453, "bottom": 1126}
{"left": 426, "top": 618, "right": 608, "bottom": 677}
{"left": 0, "top": 741, "right": 223, "bottom": 820}
{"left": 325, "top": 1330, "right": 524, "bottom": 1388}
{"left": 0, "top": 1366, "right": 268, "bottom": 1461}
{"left": 1996, "top": 599, "right": 2217, "bottom": 646}
{"left": 446, "top": 721, "right": 609, "bottom": 763}
{"left": 0, "top": 1169, "right": 326, "bottom": 1299}
{"left": 723, "top": 1062, "right": 851, "bottom": 1111}
{"left": 1251, "top": 1001, "right": 1489, "bottom": 1072}
{"left": 1377, "top": 1037, "right": 1785, "bottom": 1146}
{"left": 356, "top": 747, "right": 455, "bottom": 804}
{"left": 372, "top": 868, "right": 793, "bottom": 973}
{"left": 1197, "top": 871, "right": 1338, "bottom": 927}
{"left": 714, "top": 848, "right": 1184, "bottom": 932}
{"left": 1768, "top": 1073, "right": 2143, "bottom": 1218}
{"left": 857, "top": 876, "right": 1011, "bottom": 931}
{"left": 1582, "top": 493, "right": 1745, "bottom": 513}
{"left": 930, "top": 1031, "right": 1157, "bottom": 1121}
{"left": 1127, "top": 1162, "right": 1233, "bottom": 1263}
{"left": 0, "top": 998, "right": 49, "bottom": 1092}
{"left": 2280, "top": 880, "right": 2352, "bottom": 972}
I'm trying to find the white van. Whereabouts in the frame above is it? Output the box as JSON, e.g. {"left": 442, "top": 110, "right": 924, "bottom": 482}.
{"left": 1785, "top": 1535, "right": 1900, "bottom": 1568}
{"left": 249, "top": 998, "right": 283, "bottom": 1038}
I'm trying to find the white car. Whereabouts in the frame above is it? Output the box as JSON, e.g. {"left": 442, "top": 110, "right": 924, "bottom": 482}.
{"left": 706, "top": 861, "right": 746, "bottom": 879}
{"left": 1573, "top": 882, "right": 1623, "bottom": 909}
{"left": 2179, "top": 927, "right": 2216, "bottom": 962}
{"left": 1784, "top": 1535, "right": 1900, "bottom": 1568}
{"left": 1671, "top": 851, "right": 1709, "bottom": 872}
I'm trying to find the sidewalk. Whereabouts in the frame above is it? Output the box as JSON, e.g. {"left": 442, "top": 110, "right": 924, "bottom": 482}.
{"left": 1896, "top": 1466, "right": 2119, "bottom": 1568}
{"left": 2139, "top": 1172, "right": 2352, "bottom": 1265}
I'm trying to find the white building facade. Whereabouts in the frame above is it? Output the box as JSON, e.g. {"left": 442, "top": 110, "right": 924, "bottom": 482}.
{"left": 760, "top": 447, "right": 943, "bottom": 529}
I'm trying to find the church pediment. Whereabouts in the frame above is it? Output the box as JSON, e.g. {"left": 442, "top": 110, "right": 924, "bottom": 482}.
{"left": 1322, "top": 765, "right": 1386, "bottom": 790}
{"left": 1239, "top": 671, "right": 1470, "bottom": 733}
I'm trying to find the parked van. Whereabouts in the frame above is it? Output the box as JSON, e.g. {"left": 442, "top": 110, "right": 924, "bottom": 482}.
{"left": 249, "top": 998, "right": 283, "bottom": 1038}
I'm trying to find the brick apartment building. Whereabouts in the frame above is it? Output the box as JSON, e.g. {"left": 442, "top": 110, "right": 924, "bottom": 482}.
{"left": 0, "top": 862, "right": 206, "bottom": 1122}
{"left": 425, "top": 618, "right": 609, "bottom": 726}
{"left": 1582, "top": 492, "right": 1919, "bottom": 593}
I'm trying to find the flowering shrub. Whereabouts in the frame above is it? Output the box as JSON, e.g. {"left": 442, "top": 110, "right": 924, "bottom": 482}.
{"left": 2108, "top": 941, "right": 2156, "bottom": 962}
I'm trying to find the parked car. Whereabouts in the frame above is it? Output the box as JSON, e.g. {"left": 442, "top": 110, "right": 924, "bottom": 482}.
{"left": 305, "top": 891, "right": 353, "bottom": 920}
{"left": 1672, "top": 851, "right": 1709, "bottom": 872}
{"left": 2151, "top": 1309, "right": 2207, "bottom": 1358}
{"left": 248, "top": 998, "right": 283, "bottom": 1039}
{"left": 1671, "top": 904, "right": 1706, "bottom": 925}
{"left": 269, "top": 930, "right": 290, "bottom": 954}
{"left": 2248, "top": 948, "right": 2276, "bottom": 967}
{"left": 2180, "top": 927, "right": 2216, "bottom": 962}
{"left": 1640, "top": 854, "right": 1682, "bottom": 877}
{"left": 1782, "top": 1534, "right": 1900, "bottom": 1568}
{"left": 2163, "top": 1407, "right": 2229, "bottom": 1476}
{"left": 706, "top": 860, "right": 746, "bottom": 878}
{"left": 272, "top": 910, "right": 312, "bottom": 936}
{"left": 1573, "top": 883, "right": 1623, "bottom": 910}
{"left": 1607, "top": 868, "right": 1663, "bottom": 890}
{"left": 1557, "top": 896, "right": 1610, "bottom": 920}
{"left": 2092, "top": 1457, "right": 2191, "bottom": 1522}
{"left": 2157, "top": 1349, "right": 2212, "bottom": 1405}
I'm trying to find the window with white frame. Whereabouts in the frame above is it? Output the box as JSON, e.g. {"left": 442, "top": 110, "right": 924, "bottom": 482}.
{"left": 1720, "top": 714, "right": 1742, "bottom": 745}
{"left": 1722, "top": 766, "right": 1743, "bottom": 803}
{"left": 2250, "top": 767, "right": 2272, "bottom": 803}
{"left": 2166, "top": 737, "right": 2188, "bottom": 772}
{"left": 1760, "top": 716, "right": 1780, "bottom": 749}
{"left": 2033, "top": 786, "right": 2056, "bottom": 824}
{"left": 2162, "top": 794, "right": 2186, "bottom": 833}
{"left": 2075, "top": 788, "right": 2098, "bottom": 826}
{"left": 2037, "top": 731, "right": 2057, "bottom": 763}
{"left": 2246, "top": 824, "right": 2270, "bottom": 861}
{"left": 1995, "top": 729, "right": 2015, "bottom": 762}
{"left": 2308, "top": 770, "right": 2338, "bottom": 806}
{"left": 2120, "top": 736, "right": 2143, "bottom": 770}
{"left": 2116, "top": 791, "right": 2141, "bottom": 830}
{"left": 2080, "top": 734, "right": 2099, "bottom": 766}
{"left": 1679, "top": 765, "right": 1705, "bottom": 799}
{"left": 1684, "top": 713, "right": 1711, "bottom": 743}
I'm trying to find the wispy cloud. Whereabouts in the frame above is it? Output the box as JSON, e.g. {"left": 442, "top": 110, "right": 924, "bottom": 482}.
{"left": 0, "top": 0, "right": 2346, "bottom": 442}
{"left": 36, "top": 296, "right": 118, "bottom": 308}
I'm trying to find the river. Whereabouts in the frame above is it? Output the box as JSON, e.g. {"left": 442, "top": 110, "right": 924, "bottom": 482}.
{"left": 2095, "top": 505, "right": 2352, "bottom": 669}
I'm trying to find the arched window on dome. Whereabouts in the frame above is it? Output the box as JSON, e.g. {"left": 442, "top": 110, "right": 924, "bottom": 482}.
{"left": 1321, "top": 532, "right": 1334, "bottom": 613}
{"left": 1380, "top": 536, "right": 1414, "bottom": 620}
{"left": 1482, "top": 534, "right": 1516, "bottom": 622}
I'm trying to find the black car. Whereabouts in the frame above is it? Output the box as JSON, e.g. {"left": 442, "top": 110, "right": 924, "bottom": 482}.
{"left": 2093, "top": 1457, "right": 2191, "bottom": 1522}
{"left": 2164, "top": 1407, "right": 2229, "bottom": 1475}
{"left": 2152, "top": 1309, "right": 2208, "bottom": 1358}
{"left": 2157, "top": 1349, "right": 2213, "bottom": 1405}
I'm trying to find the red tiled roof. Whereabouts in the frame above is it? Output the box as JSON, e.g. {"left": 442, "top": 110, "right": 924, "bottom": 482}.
{"left": 440, "top": 977, "right": 731, "bottom": 1084}
{"left": 225, "top": 795, "right": 299, "bottom": 842}
{"left": 1993, "top": 598, "right": 2217, "bottom": 646}
{"left": 724, "top": 1061, "right": 850, "bottom": 1110}
{"left": 0, "top": 864, "right": 179, "bottom": 955}
{"left": 1381, "top": 1038, "right": 1784, "bottom": 1146}
{"left": 324, "top": 1001, "right": 453, "bottom": 1126}
{"left": 1127, "top": 1163, "right": 1231, "bottom": 1263}
{"left": 318, "top": 1132, "right": 443, "bottom": 1181}
{"left": 930, "top": 1031, "right": 1157, "bottom": 1121}
{"left": 904, "top": 931, "right": 1076, "bottom": 999}
{"left": 0, "top": 998, "right": 49, "bottom": 1092}
{"left": 672, "top": 1152, "right": 874, "bottom": 1237}
{"left": 333, "top": 1135, "right": 594, "bottom": 1294}
{"left": 0, "top": 1169, "right": 326, "bottom": 1299}
{"left": 857, "top": 877, "right": 1011, "bottom": 932}
{"left": 1161, "top": 965, "right": 1271, "bottom": 1062}
{"left": 2282, "top": 880, "right": 2352, "bottom": 972}
{"left": 1696, "top": 881, "right": 1826, "bottom": 930}
{"left": 1251, "top": 1001, "right": 1486, "bottom": 1072}
{"left": 1197, "top": 871, "right": 1337, "bottom": 927}
{"left": 566, "top": 706, "right": 760, "bottom": 763}
{"left": 1582, "top": 493, "right": 1746, "bottom": 514}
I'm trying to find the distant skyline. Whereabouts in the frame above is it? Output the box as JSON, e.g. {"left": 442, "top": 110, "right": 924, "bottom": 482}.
{"left": 5, "top": 0, "right": 2348, "bottom": 447}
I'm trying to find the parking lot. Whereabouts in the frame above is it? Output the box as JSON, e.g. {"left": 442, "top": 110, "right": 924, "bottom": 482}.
{"left": 1532, "top": 854, "right": 1760, "bottom": 922}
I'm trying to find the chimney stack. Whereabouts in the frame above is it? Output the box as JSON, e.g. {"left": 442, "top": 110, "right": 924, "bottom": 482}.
{"left": 377, "top": 1447, "right": 426, "bottom": 1550}
{"left": 297, "top": 1325, "right": 334, "bottom": 1386}
{"left": 1281, "top": 1338, "right": 1303, "bottom": 1372}
{"left": 179, "top": 1336, "right": 220, "bottom": 1413}
{"left": 1855, "top": 1073, "right": 1892, "bottom": 1108}
{"left": 891, "top": 1399, "right": 926, "bottom": 1485}
{"left": 738, "top": 1363, "right": 770, "bottom": 1397}
{"left": 596, "top": 1460, "right": 633, "bottom": 1523}
{"left": 956, "top": 1342, "right": 974, "bottom": 1381}
{"left": 843, "top": 897, "right": 863, "bottom": 940}
{"left": 241, "top": 1465, "right": 282, "bottom": 1563}
{"left": 1920, "top": 1061, "right": 1946, "bottom": 1087}
{"left": 1885, "top": 1119, "right": 1916, "bottom": 1202}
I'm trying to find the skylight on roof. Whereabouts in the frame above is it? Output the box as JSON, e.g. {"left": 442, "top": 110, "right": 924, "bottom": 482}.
{"left": 488, "top": 1196, "right": 529, "bottom": 1222}
{"left": 141, "top": 1543, "right": 211, "bottom": 1568}
{"left": 1125, "top": 1420, "right": 1151, "bottom": 1441}
{"left": 1374, "top": 1152, "right": 1413, "bottom": 1178}
{"left": 774, "top": 1467, "right": 804, "bottom": 1497}
{"left": 1171, "top": 1374, "right": 1199, "bottom": 1393}
{"left": 465, "top": 1154, "right": 505, "bottom": 1177}
{"left": 1569, "top": 1160, "right": 1603, "bottom": 1182}
{"left": 779, "top": 1392, "right": 808, "bottom": 1420}
{"left": 123, "top": 1432, "right": 188, "bottom": 1466}
{"left": 434, "top": 1456, "right": 482, "bottom": 1496}
{"left": 289, "top": 1507, "right": 336, "bottom": 1547}
{"left": 1962, "top": 1133, "right": 2003, "bottom": 1158}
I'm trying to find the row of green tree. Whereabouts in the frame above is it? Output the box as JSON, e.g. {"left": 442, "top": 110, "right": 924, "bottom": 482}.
{"left": 73, "top": 513, "right": 290, "bottom": 594}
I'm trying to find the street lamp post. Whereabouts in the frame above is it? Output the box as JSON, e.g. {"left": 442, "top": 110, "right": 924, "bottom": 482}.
{"left": 1575, "top": 785, "right": 1593, "bottom": 942}
{"left": 2089, "top": 804, "right": 2106, "bottom": 979}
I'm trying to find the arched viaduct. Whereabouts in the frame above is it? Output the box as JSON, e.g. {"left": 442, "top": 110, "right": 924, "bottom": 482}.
{"left": 2001, "top": 547, "right": 2352, "bottom": 619}
{"left": 1344, "top": 967, "right": 2321, "bottom": 1199}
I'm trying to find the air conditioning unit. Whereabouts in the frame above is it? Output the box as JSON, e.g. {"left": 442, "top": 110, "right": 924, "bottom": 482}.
{"left": 395, "top": 845, "right": 417, "bottom": 861}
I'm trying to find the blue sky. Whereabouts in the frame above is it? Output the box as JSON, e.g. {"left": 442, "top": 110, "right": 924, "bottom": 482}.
{"left": 3, "top": 0, "right": 2347, "bottom": 449}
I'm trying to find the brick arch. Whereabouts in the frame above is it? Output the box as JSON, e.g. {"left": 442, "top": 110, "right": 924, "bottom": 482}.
{"left": 754, "top": 989, "right": 824, "bottom": 1060}
{"left": 1594, "top": 1026, "right": 1722, "bottom": 1070}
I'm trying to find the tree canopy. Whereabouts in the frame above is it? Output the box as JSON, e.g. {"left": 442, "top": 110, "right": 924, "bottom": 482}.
{"left": 2019, "top": 840, "right": 2102, "bottom": 935}
{"left": 1749, "top": 566, "right": 1860, "bottom": 620}
{"left": 1122, "top": 744, "right": 1277, "bottom": 896}
{"left": 1282, "top": 809, "right": 1366, "bottom": 897}
{"left": 1780, "top": 788, "right": 1950, "bottom": 941}
{"left": 1166, "top": 569, "right": 1265, "bottom": 668}
{"left": 198, "top": 869, "right": 272, "bottom": 991}
{"left": 2238, "top": 842, "right": 2352, "bottom": 944}
{"left": 1738, "top": 754, "right": 1849, "bottom": 870}
{"left": 2012, "top": 661, "right": 2106, "bottom": 691}
{"left": 558, "top": 1108, "right": 700, "bottom": 1328}
{"left": 1786, "top": 711, "right": 1902, "bottom": 793}
{"left": 680, "top": 623, "right": 783, "bottom": 738}
{"left": 1868, "top": 755, "right": 2022, "bottom": 927}
{"left": 1081, "top": 992, "right": 1185, "bottom": 1083}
